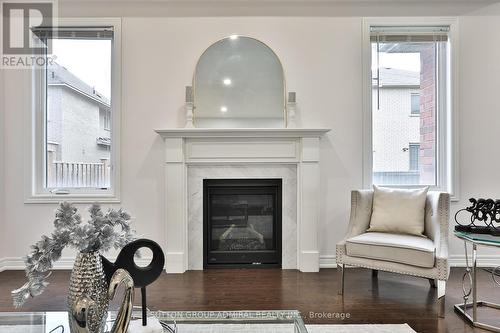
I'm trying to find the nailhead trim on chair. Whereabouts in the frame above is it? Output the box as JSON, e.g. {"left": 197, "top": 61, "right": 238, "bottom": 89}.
{"left": 336, "top": 244, "right": 448, "bottom": 280}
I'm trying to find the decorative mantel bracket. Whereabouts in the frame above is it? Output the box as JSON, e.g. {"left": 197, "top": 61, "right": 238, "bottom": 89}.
{"left": 155, "top": 128, "right": 331, "bottom": 273}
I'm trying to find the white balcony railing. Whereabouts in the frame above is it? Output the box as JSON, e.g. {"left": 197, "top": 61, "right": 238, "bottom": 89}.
{"left": 48, "top": 161, "right": 110, "bottom": 189}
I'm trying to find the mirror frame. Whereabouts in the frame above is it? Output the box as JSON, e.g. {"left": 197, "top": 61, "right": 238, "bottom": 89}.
{"left": 192, "top": 35, "right": 287, "bottom": 128}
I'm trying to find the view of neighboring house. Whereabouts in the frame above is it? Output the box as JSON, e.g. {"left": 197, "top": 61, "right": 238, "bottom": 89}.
{"left": 372, "top": 66, "right": 421, "bottom": 185}
{"left": 371, "top": 42, "right": 438, "bottom": 186}
{"left": 46, "top": 62, "right": 111, "bottom": 188}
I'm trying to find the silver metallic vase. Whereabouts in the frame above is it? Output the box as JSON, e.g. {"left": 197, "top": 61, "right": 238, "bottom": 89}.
{"left": 68, "top": 252, "right": 135, "bottom": 333}
{"left": 67, "top": 251, "right": 108, "bottom": 333}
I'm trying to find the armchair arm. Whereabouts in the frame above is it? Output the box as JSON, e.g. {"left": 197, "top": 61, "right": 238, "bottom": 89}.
{"left": 425, "top": 191, "right": 450, "bottom": 279}
{"left": 425, "top": 192, "right": 450, "bottom": 258}
{"left": 344, "top": 190, "right": 374, "bottom": 240}
{"left": 336, "top": 190, "right": 373, "bottom": 265}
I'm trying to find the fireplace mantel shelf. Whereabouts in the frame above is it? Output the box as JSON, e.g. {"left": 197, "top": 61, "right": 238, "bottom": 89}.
{"left": 155, "top": 128, "right": 331, "bottom": 138}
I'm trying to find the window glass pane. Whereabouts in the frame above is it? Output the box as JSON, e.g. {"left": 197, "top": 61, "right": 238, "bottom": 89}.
{"left": 46, "top": 38, "right": 112, "bottom": 189}
{"left": 409, "top": 143, "right": 420, "bottom": 171}
{"left": 372, "top": 39, "right": 442, "bottom": 186}
{"left": 411, "top": 93, "right": 420, "bottom": 114}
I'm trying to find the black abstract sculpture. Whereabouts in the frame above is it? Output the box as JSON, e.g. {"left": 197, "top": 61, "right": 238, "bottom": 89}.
{"left": 102, "top": 239, "right": 165, "bottom": 326}
{"left": 455, "top": 198, "right": 500, "bottom": 236}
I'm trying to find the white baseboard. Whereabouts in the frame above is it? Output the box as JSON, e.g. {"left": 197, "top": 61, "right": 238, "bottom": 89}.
{"left": 0, "top": 258, "right": 8, "bottom": 272}
{"left": 165, "top": 252, "right": 186, "bottom": 273}
{"left": 0, "top": 256, "right": 155, "bottom": 272}
{"left": 299, "top": 251, "right": 320, "bottom": 272}
{"left": 318, "top": 255, "right": 500, "bottom": 269}
{"left": 319, "top": 255, "right": 337, "bottom": 268}
{"left": 448, "top": 254, "right": 500, "bottom": 267}
{"left": 2, "top": 255, "right": 500, "bottom": 272}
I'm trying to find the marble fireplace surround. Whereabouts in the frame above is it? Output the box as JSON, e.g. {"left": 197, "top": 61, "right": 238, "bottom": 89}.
{"left": 155, "top": 128, "right": 331, "bottom": 273}
{"left": 188, "top": 165, "right": 297, "bottom": 270}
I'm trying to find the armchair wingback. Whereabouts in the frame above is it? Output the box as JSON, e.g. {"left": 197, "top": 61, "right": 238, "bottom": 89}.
{"left": 336, "top": 190, "right": 450, "bottom": 317}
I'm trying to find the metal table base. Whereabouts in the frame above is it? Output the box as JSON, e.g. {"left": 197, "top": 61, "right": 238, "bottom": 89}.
{"left": 454, "top": 301, "right": 500, "bottom": 332}
{"left": 454, "top": 237, "right": 500, "bottom": 332}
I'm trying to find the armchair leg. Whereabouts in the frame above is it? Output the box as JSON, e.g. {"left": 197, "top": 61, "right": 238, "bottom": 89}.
{"left": 437, "top": 280, "right": 446, "bottom": 318}
{"left": 372, "top": 269, "right": 378, "bottom": 278}
{"left": 428, "top": 278, "right": 437, "bottom": 288}
{"left": 338, "top": 264, "right": 344, "bottom": 296}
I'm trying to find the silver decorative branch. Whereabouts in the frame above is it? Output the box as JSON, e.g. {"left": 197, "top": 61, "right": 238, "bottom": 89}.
{"left": 11, "top": 202, "right": 136, "bottom": 308}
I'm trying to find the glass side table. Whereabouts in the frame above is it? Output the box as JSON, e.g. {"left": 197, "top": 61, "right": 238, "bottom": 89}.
{"left": 0, "top": 310, "right": 309, "bottom": 333}
{"left": 454, "top": 231, "right": 500, "bottom": 332}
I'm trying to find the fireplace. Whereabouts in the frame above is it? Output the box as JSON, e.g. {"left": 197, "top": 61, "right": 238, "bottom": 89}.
{"left": 203, "top": 179, "right": 282, "bottom": 268}
{"left": 157, "top": 128, "right": 329, "bottom": 273}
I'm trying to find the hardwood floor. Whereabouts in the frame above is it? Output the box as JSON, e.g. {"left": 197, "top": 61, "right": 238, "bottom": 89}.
{"left": 1, "top": 267, "right": 499, "bottom": 332}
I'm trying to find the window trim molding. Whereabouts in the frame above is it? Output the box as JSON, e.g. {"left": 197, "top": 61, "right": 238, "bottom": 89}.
{"left": 25, "top": 17, "right": 122, "bottom": 204}
{"left": 362, "top": 17, "right": 459, "bottom": 201}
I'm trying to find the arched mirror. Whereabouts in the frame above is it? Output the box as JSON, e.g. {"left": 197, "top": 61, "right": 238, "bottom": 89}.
{"left": 193, "top": 36, "right": 285, "bottom": 128}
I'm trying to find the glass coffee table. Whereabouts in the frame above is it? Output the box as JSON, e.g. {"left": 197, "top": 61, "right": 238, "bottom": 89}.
{"left": 0, "top": 310, "right": 308, "bottom": 333}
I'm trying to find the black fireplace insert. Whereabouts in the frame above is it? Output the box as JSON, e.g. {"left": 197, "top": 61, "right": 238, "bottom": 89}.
{"left": 203, "top": 179, "right": 282, "bottom": 268}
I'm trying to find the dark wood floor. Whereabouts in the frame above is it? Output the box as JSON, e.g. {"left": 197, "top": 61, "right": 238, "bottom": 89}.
{"left": 1, "top": 267, "right": 499, "bottom": 332}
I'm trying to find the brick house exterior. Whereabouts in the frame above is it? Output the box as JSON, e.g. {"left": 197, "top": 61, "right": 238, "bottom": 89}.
{"left": 372, "top": 67, "right": 422, "bottom": 185}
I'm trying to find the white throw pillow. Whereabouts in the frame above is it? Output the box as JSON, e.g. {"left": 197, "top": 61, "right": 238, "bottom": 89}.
{"left": 367, "top": 185, "right": 429, "bottom": 236}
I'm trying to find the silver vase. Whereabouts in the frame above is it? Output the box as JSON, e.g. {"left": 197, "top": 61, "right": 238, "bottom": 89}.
{"left": 67, "top": 251, "right": 108, "bottom": 333}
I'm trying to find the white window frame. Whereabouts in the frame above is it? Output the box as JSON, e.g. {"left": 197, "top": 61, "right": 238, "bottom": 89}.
{"left": 362, "top": 17, "right": 459, "bottom": 200}
{"left": 25, "top": 17, "right": 122, "bottom": 203}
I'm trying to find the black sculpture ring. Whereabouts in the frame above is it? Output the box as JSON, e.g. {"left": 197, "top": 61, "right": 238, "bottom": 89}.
{"left": 454, "top": 208, "right": 475, "bottom": 227}
{"left": 102, "top": 238, "right": 165, "bottom": 288}
{"left": 101, "top": 238, "right": 165, "bottom": 326}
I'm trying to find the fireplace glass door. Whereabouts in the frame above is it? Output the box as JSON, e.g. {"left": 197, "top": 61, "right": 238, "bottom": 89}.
{"left": 203, "top": 179, "right": 282, "bottom": 268}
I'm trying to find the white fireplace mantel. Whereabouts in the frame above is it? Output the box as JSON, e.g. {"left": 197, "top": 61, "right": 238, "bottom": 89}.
{"left": 155, "top": 127, "right": 331, "bottom": 273}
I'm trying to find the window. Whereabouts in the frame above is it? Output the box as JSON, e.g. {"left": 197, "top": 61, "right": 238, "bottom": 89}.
{"left": 411, "top": 93, "right": 420, "bottom": 115}
{"left": 29, "top": 19, "right": 121, "bottom": 202}
{"left": 364, "top": 20, "right": 456, "bottom": 193}
{"left": 409, "top": 143, "right": 420, "bottom": 171}
{"left": 101, "top": 109, "right": 111, "bottom": 130}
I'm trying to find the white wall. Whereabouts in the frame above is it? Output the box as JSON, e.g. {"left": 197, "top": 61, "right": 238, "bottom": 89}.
{"left": 2, "top": 1, "right": 500, "bottom": 270}
{"left": 448, "top": 2, "right": 500, "bottom": 263}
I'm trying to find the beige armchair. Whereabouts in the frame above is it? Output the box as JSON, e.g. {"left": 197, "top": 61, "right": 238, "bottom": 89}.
{"left": 336, "top": 190, "right": 450, "bottom": 317}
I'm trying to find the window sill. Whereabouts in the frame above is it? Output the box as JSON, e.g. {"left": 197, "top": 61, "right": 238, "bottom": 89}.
{"left": 25, "top": 193, "right": 121, "bottom": 204}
